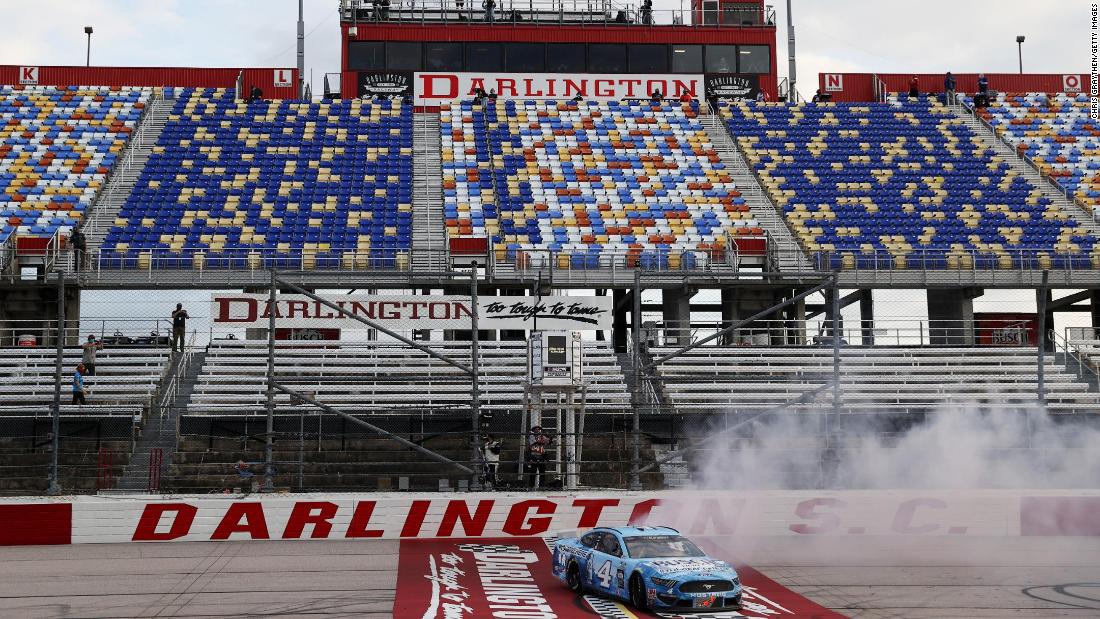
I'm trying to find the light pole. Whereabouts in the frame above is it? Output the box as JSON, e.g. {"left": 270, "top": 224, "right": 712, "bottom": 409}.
{"left": 84, "top": 26, "right": 93, "bottom": 67}
{"left": 1016, "top": 35, "right": 1025, "bottom": 74}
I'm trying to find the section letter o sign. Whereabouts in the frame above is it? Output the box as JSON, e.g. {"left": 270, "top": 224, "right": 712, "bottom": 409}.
{"left": 824, "top": 73, "right": 843, "bottom": 92}
{"left": 19, "top": 67, "right": 39, "bottom": 85}
{"left": 1063, "top": 74, "right": 1082, "bottom": 93}
{"left": 274, "top": 69, "right": 293, "bottom": 88}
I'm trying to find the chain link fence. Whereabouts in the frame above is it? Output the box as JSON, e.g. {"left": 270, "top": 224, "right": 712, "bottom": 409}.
{"left": 4, "top": 272, "right": 1100, "bottom": 494}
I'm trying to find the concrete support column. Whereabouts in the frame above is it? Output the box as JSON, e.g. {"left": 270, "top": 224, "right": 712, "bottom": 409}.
{"left": 1038, "top": 288, "right": 1054, "bottom": 352}
{"left": 662, "top": 288, "right": 692, "bottom": 346}
{"left": 1091, "top": 290, "right": 1100, "bottom": 338}
{"left": 926, "top": 288, "right": 980, "bottom": 345}
{"left": 612, "top": 289, "right": 629, "bottom": 353}
{"left": 859, "top": 289, "right": 875, "bottom": 346}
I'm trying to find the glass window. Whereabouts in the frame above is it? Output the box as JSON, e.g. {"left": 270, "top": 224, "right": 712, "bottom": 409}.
{"left": 466, "top": 42, "right": 502, "bottom": 72}
{"left": 546, "top": 43, "right": 585, "bottom": 72}
{"left": 505, "top": 43, "right": 545, "bottom": 72}
{"left": 424, "top": 42, "right": 464, "bottom": 71}
{"left": 386, "top": 42, "right": 422, "bottom": 71}
{"left": 589, "top": 44, "right": 627, "bottom": 73}
{"left": 723, "top": 2, "right": 760, "bottom": 25}
{"left": 738, "top": 45, "right": 770, "bottom": 73}
{"left": 598, "top": 534, "right": 622, "bottom": 557}
{"left": 705, "top": 44, "right": 737, "bottom": 73}
{"left": 629, "top": 45, "right": 668, "bottom": 73}
{"left": 670, "top": 45, "right": 702, "bottom": 73}
{"left": 348, "top": 42, "right": 385, "bottom": 71}
{"left": 580, "top": 532, "right": 602, "bottom": 548}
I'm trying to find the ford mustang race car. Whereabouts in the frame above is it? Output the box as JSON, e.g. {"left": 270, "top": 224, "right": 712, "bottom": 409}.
{"left": 552, "top": 526, "right": 742, "bottom": 611}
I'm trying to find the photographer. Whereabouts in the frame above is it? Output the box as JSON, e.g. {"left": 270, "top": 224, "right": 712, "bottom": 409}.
{"left": 525, "top": 425, "right": 553, "bottom": 490}
{"left": 481, "top": 434, "right": 501, "bottom": 489}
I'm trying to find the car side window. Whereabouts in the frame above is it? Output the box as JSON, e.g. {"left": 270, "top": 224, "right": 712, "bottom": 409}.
{"left": 599, "top": 534, "right": 622, "bottom": 557}
{"left": 580, "top": 532, "right": 601, "bottom": 548}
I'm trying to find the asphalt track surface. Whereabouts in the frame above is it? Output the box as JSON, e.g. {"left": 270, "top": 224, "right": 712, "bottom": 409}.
{"left": 1, "top": 537, "right": 1099, "bottom": 618}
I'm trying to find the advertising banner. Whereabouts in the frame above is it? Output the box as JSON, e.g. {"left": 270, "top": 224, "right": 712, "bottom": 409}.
{"left": 211, "top": 294, "right": 612, "bottom": 331}
{"left": 414, "top": 72, "right": 704, "bottom": 105}
{"left": 358, "top": 71, "right": 413, "bottom": 98}
{"left": 704, "top": 74, "right": 760, "bottom": 100}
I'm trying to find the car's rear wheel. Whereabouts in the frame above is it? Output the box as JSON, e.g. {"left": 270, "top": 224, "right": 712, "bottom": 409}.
{"left": 629, "top": 574, "right": 649, "bottom": 610}
{"left": 566, "top": 562, "right": 582, "bottom": 593}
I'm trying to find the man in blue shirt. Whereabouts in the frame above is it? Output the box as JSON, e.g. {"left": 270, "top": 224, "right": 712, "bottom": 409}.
{"left": 72, "top": 363, "right": 88, "bottom": 405}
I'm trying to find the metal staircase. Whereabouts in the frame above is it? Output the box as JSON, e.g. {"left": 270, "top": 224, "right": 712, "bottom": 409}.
{"left": 82, "top": 92, "right": 173, "bottom": 255}
{"left": 113, "top": 349, "right": 206, "bottom": 492}
{"left": 698, "top": 114, "right": 812, "bottom": 272}
{"left": 950, "top": 102, "right": 1100, "bottom": 237}
{"left": 411, "top": 112, "right": 446, "bottom": 271}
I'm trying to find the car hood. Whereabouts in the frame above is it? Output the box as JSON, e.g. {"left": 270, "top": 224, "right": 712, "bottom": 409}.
{"left": 642, "top": 558, "right": 739, "bottom": 579}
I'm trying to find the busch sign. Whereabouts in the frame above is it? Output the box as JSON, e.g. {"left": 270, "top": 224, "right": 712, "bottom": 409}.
{"left": 414, "top": 72, "right": 703, "bottom": 105}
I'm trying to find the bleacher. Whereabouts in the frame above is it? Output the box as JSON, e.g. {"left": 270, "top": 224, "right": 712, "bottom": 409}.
{"left": 724, "top": 97, "right": 1098, "bottom": 269}
{"left": 0, "top": 346, "right": 171, "bottom": 414}
{"left": 184, "top": 339, "right": 630, "bottom": 416}
{"left": 99, "top": 88, "right": 413, "bottom": 269}
{"left": 973, "top": 93, "right": 1100, "bottom": 214}
{"left": 441, "top": 99, "right": 762, "bottom": 270}
{"left": 650, "top": 346, "right": 1100, "bottom": 415}
{"left": 0, "top": 85, "right": 149, "bottom": 245}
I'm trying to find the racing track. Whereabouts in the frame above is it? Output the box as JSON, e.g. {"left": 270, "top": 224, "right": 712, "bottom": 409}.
{"left": 0, "top": 536, "right": 1098, "bottom": 618}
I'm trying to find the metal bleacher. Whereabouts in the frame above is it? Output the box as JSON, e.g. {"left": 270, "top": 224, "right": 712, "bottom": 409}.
{"left": 650, "top": 346, "right": 1100, "bottom": 415}
{"left": 0, "top": 346, "right": 171, "bottom": 417}
{"left": 183, "top": 339, "right": 630, "bottom": 416}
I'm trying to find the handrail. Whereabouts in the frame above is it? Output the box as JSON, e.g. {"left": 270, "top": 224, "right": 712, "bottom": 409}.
{"left": 83, "top": 88, "right": 163, "bottom": 242}
{"left": 1055, "top": 327, "right": 1100, "bottom": 385}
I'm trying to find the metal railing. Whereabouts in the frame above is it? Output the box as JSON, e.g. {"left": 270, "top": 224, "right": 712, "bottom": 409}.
{"left": 341, "top": 0, "right": 775, "bottom": 26}
{"left": 82, "top": 88, "right": 163, "bottom": 243}
{"left": 648, "top": 318, "right": 1044, "bottom": 348}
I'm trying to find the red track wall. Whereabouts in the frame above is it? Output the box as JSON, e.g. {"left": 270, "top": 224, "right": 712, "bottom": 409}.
{"left": 0, "top": 65, "right": 300, "bottom": 99}
{"left": 817, "top": 72, "right": 1090, "bottom": 102}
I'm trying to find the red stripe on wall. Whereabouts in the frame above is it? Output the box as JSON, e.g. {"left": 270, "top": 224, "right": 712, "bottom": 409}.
{"left": 1020, "top": 497, "right": 1100, "bottom": 536}
{"left": 0, "top": 503, "right": 72, "bottom": 545}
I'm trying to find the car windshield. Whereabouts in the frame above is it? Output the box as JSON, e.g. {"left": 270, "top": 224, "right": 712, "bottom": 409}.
{"left": 624, "top": 535, "right": 706, "bottom": 559}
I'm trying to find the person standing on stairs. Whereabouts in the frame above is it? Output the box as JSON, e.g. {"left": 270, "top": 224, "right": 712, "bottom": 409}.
{"left": 171, "top": 303, "right": 189, "bottom": 353}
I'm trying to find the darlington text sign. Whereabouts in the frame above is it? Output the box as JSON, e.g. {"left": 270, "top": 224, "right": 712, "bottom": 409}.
{"left": 414, "top": 72, "right": 704, "bottom": 105}
{"left": 211, "top": 294, "right": 612, "bottom": 331}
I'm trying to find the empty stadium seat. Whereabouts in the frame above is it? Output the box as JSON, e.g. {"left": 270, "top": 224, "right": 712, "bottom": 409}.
{"left": 724, "top": 97, "right": 1098, "bottom": 269}
{"left": 99, "top": 88, "right": 413, "bottom": 269}
{"left": 0, "top": 85, "right": 148, "bottom": 246}
{"left": 441, "top": 99, "right": 759, "bottom": 269}
{"left": 974, "top": 92, "right": 1100, "bottom": 238}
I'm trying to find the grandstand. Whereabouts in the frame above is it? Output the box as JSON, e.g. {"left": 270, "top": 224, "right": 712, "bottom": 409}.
{"left": 0, "top": 0, "right": 1096, "bottom": 496}
{"left": 0, "top": 86, "right": 148, "bottom": 247}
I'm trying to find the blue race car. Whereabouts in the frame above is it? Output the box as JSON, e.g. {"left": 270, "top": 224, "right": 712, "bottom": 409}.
{"left": 552, "top": 526, "right": 742, "bottom": 612}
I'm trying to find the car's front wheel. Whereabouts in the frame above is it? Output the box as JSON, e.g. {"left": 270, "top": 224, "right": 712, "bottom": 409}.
{"left": 566, "top": 562, "right": 583, "bottom": 593}
{"left": 629, "top": 574, "right": 649, "bottom": 610}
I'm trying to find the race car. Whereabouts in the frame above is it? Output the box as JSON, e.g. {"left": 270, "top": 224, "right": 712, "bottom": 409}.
{"left": 552, "top": 526, "right": 742, "bottom": 611}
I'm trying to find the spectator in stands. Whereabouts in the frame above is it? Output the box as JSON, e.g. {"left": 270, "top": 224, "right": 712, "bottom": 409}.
{"left": 483, "top": 0, "right": 495, "bottom": 23}
{"left": 756, "top": 89, "right": 769, "bottom": 103}
{"left": 380, "top": 0, "right": 390, "bottom": 20}
{"left": 943, "top": 71, "right": 957, "bottom": 104}
{"left": 640, "top": 0, "right": 653, "bottom": 24}
{"left": 679, "top": 90, "right": 693, "bottom": 104}
{"left": 650, "top": 89, "right": 663, "bottom": 104}
{"left": 907, "top": 75, "right": 920, "bottom": 98}
{"left": 525, "top": 426, "right": 553, "bottom": 489}
{"left": 249, "top": 85, "right": 263, "bottom": 102}
{"left": 975, "top": 73, "right": 990, "bottom": 108}
{"left": 69, "top": 228, "right": 86, "bottom": 271}
{"left": 811, "top": 89, "right": 823, "bottom": 103}
{"left": 72, "top": 363, "right": 88, "bottom": 405}
{"left": 171, "top": 303, "right": 189, "bottom": 353}
{"left": 488, "top": 88, "right": 498, "bottom": 102}
{"left": 482, "top": 434, "right": 501, "bottom": 489}
{"left": 82, "top": 334, "right": 102, "bottom": 376}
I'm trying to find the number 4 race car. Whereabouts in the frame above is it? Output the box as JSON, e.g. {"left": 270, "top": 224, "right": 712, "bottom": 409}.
{"left": 552, "top": 526, "right": 743, "bottom": 612}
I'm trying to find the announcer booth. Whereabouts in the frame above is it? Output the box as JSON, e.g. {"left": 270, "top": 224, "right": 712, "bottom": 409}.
{"left": 337, "top": 0, "right": 777, "bottom": 105}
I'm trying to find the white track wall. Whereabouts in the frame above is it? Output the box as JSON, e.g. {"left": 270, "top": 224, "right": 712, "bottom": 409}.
{"left": 3, "top": 490, "right": 1099, "bottom": 545}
